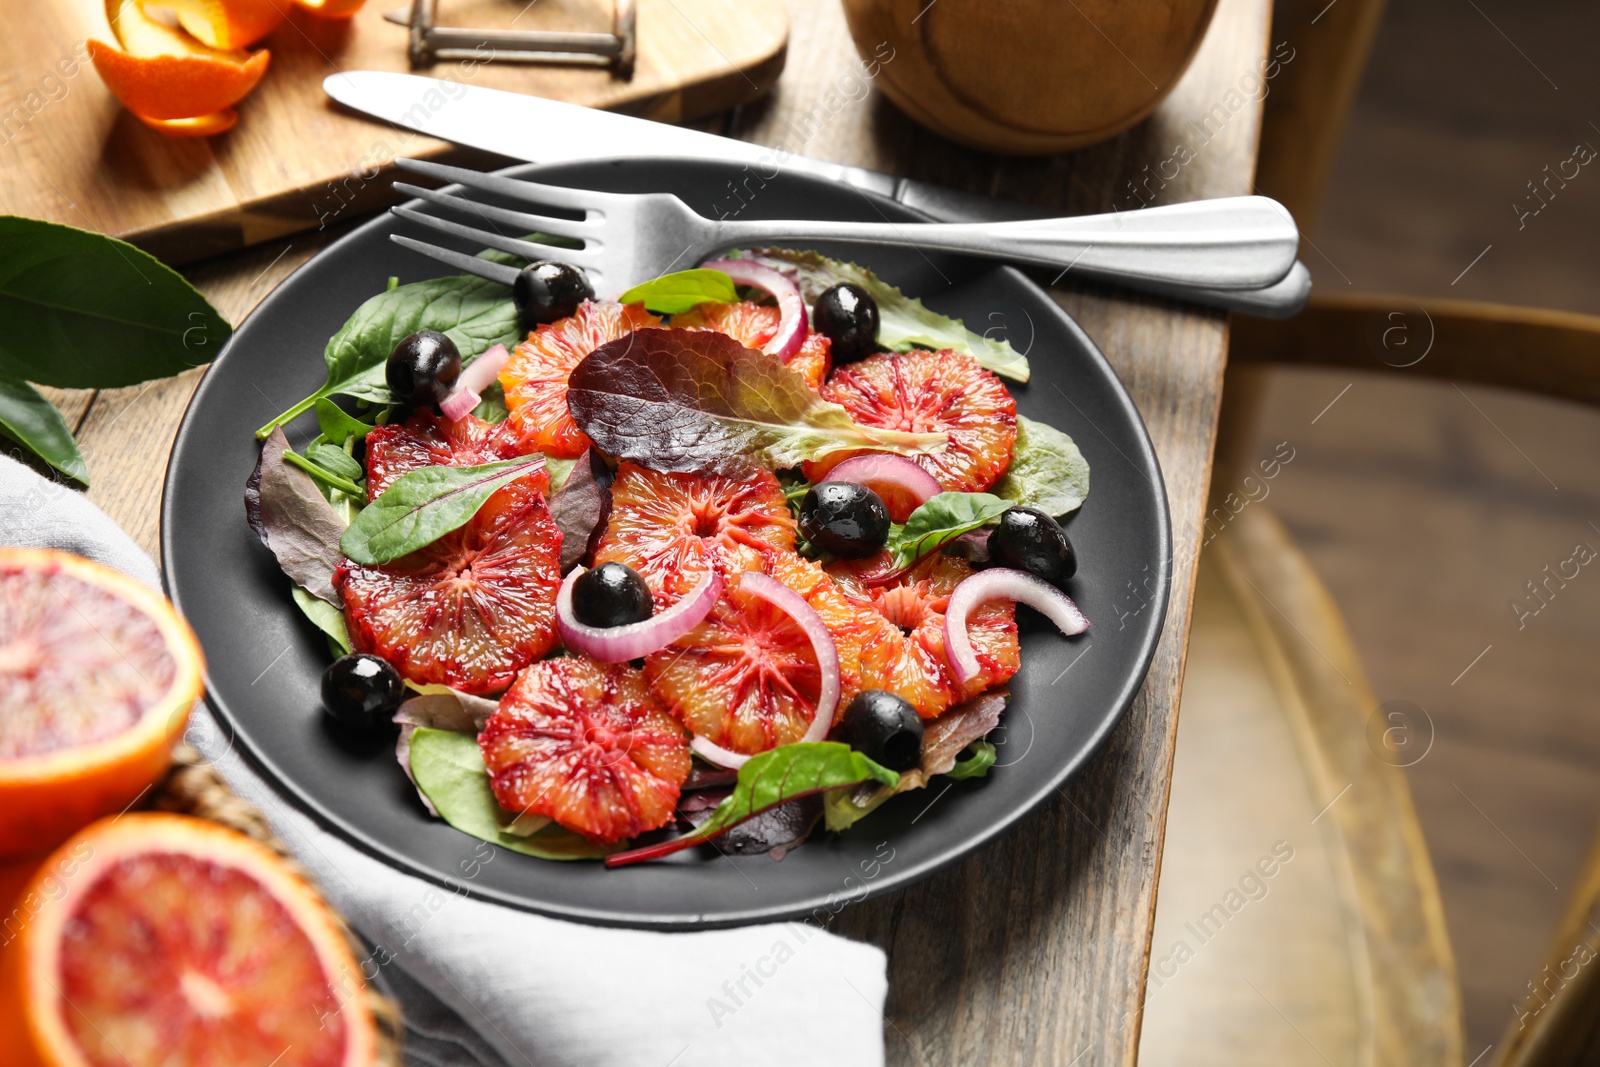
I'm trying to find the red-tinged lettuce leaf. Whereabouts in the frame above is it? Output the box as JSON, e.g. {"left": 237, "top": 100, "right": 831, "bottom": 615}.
{"left": 245, "top": 427, "right": 347, "bottom": 605}
{"left": 548, "top": 446, "right": 613, "bottom": 574}
{"left": 682, "top": 793, "right": 823, "bottom": 860}
{"left": 566, "top": 328, "right": 947, "bottom": 477}
{"left": 393, "top": 689, "right": 498, "bottom": 816}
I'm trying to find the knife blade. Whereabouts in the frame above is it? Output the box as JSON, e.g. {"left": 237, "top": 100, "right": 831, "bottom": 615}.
{"left": 322, "top": 71, "right": 1308, "bottom": 318}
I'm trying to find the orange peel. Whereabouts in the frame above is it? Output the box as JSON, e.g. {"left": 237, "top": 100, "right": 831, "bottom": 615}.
{"left": 291, "top": 0, "right": 370, "bottom": 17}
{"left": 164, "top": 0, "right": 286, "bottom": 49}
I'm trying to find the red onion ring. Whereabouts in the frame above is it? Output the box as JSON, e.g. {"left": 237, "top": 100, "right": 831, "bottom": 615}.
{"left": 944, "top": 568, "right": 1089, "bottom": 684}
{"left": 439, "top": 343, "right": 510, "bottom": 422}
{"left": 824, "top": 453, "right": 943, "bottom": 523}
{"left": 556, "top": 566, "right": 721, "bottom": 663}
{"left": 701, "top": 258, "right": 807, "bottom": 363}
{"left": 688, "top": 570, "right": 840, "bottom": 768}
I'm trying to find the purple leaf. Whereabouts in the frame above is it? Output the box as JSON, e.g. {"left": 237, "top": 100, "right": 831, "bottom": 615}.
{"left": 548, "top": 446, "right": 614, "bottom": 573}
{"left": 246, "top": 427, "right": 347, "bottom": 604}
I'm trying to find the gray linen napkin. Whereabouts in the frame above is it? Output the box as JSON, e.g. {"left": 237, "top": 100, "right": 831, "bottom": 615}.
{"left": 0, "top": 456, "right": 889, "bottom": 1067}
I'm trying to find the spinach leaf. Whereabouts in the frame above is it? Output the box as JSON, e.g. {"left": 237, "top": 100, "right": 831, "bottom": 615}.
{"left": 340, "top": 455, "right": 545, "bottom": 565}
{"left": 257, "top": 272, "right": 522, "bottom": 438}
{"left": 605, "top": 742, "right": 898, "bottom": 866}
{"left": 744, "top": 248, "right": 1029, "bottom": 382}
{"left": 887, "top": 492, "right": 1010, "bottom": 569}
{"left": 291, "top": 585, "right": 351, "bottom": 655}
{"left": 568, "top": 328, "right": 946, "bottom": 477}
{"left": 314, "top": 399, "right": 373, "bottom": 445}
{"left": 0, "top": 378, "right": 88, "bottom": 485}
{"left": 245, "top": 428, "right": 347, "bottom": 604}
{"left": 946, "top": 740, "right": 997, "bottom": 780}
{"left": 409, "top": 729, "right": 614, "bottom": 861}
{"left": 0, "top": 217, "right": 230, "bottom": 389}
{"left": 618, "top": 269, "right": 737, "bottom": 314}
{"left": 993, "top": 415, "right": 1090, "bottom": 517}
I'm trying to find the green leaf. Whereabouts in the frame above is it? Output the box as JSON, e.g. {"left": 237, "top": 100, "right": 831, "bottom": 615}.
{"left": 304, "top": 441, "right": 365, "bottom": 486}
{"left": 471, "top": 384, "right": 509, "bottom": 425}
{"left": 607, "top": 742, "right": 897, "bottom": 866}
{"left": 340, "top": 455, "right": 545, "bottom": 565}
{"left": 283, "top": 449, "right": 365, "bottom": 501}
{"left": 257, "top": 272, "right": 523, "bottom": 438}
{"left": 618, "top": 269, "right": 738, "bottom": 314}
{"left": 822, "top": 782, "right": 893, "bottom": 833}
{"left": 0, "top": 378, "right": 88, "bottom": 484}
{"left": 743, "top": 248, "right": 1029, "bottom": 382}
{"left": 887, "top": 491, "right": 1010, "bottom": 569}
{"left": 993, "top": 415, "right": 1091, "bottom": 517}
{"left": 291, "top": 585, "right": 351, "bottom": 655}
{"left": 314, "top": 399, "right": 374, "bottom": 445}
{"left": 545, "top": 455, "right": 578, "bottom": 492}
{"left": 945, "top": 740, "right": 996, "bottom": 780}
{"left": 409, "top": 729, "right": 614, "bottom": 861}
{"left": 0, "top": 217, "right": 230, "bottom": 389}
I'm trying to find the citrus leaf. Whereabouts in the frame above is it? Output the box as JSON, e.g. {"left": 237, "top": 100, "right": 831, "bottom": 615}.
{"left": 0, "top": 378, "right": 88, "bottom": 485}
{"left": 567, "top": 328, "right": 946, "bottom": 477}
{"left": 993, "top": 415, "right": 1090, "bottom": 517}
{"left": 887, "top": 491, "right": 1010, "bottom": 570}
{"left": 606, "top": 742, "right": 898, "bottom": 866}
{"left": 618, "top": 268, "right": 738, "bottom": 314}
{"left": 340, "top": 454, "right": 546, "bottom": 566}
{"left": 0, "top": 217, "right": 229, "bottom": 389}
{"left": 409, "top": 729, "right": 615, "bottom": 861}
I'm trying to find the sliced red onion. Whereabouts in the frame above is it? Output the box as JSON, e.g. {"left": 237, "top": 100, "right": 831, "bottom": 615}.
{"left": 825, "top": 453, "right": 943, "bottom": 522}
{"left": 944, "top": 568, "right": 1089, "bottom": 684}
{"left": 439, "top": 343, "right": 510, "bottom": 421}
{"left": 556, "top": 566, "right": 720, "bottom": 663}
{"left": 687, "top": 570, "right": 840, "bottom": 768}
{"left": 701, "top": 258, "right": 807, "bottom": 363}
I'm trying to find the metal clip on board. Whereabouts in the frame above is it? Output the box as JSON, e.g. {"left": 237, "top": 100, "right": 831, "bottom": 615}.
{"left": 384, "top": 0, "right": 636, "bottom": 78}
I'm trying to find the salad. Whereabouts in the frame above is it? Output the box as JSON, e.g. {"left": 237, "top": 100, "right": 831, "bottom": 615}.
{"left": 245, "top": 246, "right": 1091, "bottom": 865}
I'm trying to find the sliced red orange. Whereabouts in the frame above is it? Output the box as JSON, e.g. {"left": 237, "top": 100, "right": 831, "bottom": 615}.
{"left": 672, "top": 301, "right": 831, "bottom": 390}
{"left": 0, "top": 813, "right": 378, "bottom": 1067}
{"left": 479, "top": 658, "right": 691, "bottom": 844}
{"left": 0, "top": 548, "right": 202, "bottom": 860}
{"left": 364, "top": 409, "right": 543, "bottom": 499}
{"left": 499, "top": 301, "right": 660, "bottom": 459}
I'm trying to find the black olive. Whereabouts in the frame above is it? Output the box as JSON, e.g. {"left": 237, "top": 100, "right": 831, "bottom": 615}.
{"left": 812, "top": 283, "right": 879, "bottom": 364}
{"left": 987, "top": 506, "right": 1076, "bottom": 585}
{"left": 385, "top": 329, "right": 461, "bottom": 408}
{"left": 798, "top": 482, "right": 890, "bottom": 558}
{"left": 513, "top": 261, "right": 594, "bottom": 327}
{"left": 839, "top": 690, "right": 924, "bottom": 771}
{"left": 573, "top": 562, "right": 653, "bottom": 628}
{"left": 321, "top": 653, "right": 404, "bottom": 731}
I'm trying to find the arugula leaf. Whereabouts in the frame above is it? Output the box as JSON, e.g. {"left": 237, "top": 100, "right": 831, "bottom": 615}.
{"left": 257, "top": 273, "right": 522, "bottom": 438}
{"left": 992, "top": 415, "right": 1090, "bottom": 517}
{"left": 568, "top": 328, "right": 946, "bottom": 477}
{"left": 946, "top": 740, "right": 997, "bottom": 780}
{"left": 314, "top": 399, "right": 373, "bottom": 445}
{"left": 743, "top": 248, "right": 1029, "bottom": 382}
{"left": 291, "top": 585, "right": 351, "bottom": 655}
{"left": 0, "top": 378, "right": 88, "bottom": 485}
{"left": 0, "top": 217, "right": 230, "bottom": 389}
{"left": 606, "top": 742, "right": 898, "bottom": 866}
{"left": 340, "top": 455, "right": 545, "bottom": 565}
{"left": 618, "top": 269, "right": 737, "bottom": 314}
{"left": 409, "top": 729, "right": 615, "bottom": 861}
{"left": 887, "top": 491, "right": 1010, "bottom": 569}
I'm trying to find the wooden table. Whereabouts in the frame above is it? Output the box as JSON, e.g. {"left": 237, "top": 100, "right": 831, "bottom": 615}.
{"left": 40, "top": 0, "right": 1270, "bottom": 1061}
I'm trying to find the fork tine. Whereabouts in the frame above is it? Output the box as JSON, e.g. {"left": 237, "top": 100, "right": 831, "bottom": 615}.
{"left": 396, "top": 158, "right": 614, "bottom": 215}
{"left": 390, "top": 206, "right": 600, "bottom": 267}
{"left": 393, "top": 182, "right": 597, "bottom": 244}
{"left": 388, "top": 235, "right": 521, "bottom": 285}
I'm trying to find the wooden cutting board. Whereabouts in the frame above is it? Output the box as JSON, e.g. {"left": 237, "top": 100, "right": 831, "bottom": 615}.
{"left": 1, "top": 0, "right": 787, "bottom": 263}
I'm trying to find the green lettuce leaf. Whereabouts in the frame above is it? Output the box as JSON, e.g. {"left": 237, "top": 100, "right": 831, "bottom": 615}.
{"left": 291, "top": 585, "right": 351, "bottom": 655}
{"left": 619, "top": 269, "right": 738, "bottom": 314}
{"left": 340, "top": 454, "right": 545, "bottom": 565}
{"left": 992, "top": 415, "right": 1090, "bottom": 517}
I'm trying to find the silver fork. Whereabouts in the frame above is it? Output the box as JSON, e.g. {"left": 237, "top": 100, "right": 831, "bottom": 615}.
{"left": 387, "top": 157, "right": 1302, "bottom": 302}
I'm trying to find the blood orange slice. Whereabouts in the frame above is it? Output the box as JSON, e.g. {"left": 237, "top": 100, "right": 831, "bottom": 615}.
{"left": 806, "top": 349, "right": 1017, "bottom": 492}
{"left": 364, "top": 409, "right": 543, "bottom": 499}
{"left": 672, "top": 301, "right": 831, "bottom": 390}
{"left": 0, "top": 548, "right": 202, "bottom": 860}
{"left": 592, "top": 462, "right": 796, "bottom": 601}
{"left": 829, "top": 552, "right": 1019, "bottom": 718}
{"left": 337, "top": 482, "right": 562, "bottom": 694}
{"left": 479, "top": 657, "right": 691, "bottom": 844}
{"left": 498, "top": 301, "right": 660, "bottom": 459}
{"left": 0, "top": 813, "right": 378, "bottom": 1067}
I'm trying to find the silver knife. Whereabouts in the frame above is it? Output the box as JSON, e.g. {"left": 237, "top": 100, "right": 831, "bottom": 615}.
{"left": 322, "top": 71, "right": 1309, "bottom": 318}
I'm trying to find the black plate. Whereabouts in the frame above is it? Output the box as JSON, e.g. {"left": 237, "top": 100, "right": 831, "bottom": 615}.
{"left": 162, "top": 158, "right": 1171, "bottom": 929}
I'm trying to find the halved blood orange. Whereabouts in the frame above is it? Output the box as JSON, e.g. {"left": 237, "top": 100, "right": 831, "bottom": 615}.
{"left": 0, "top": 813, "right": 378, "bottom": 1067}
{"left": 0, "top": 548, "right": 202, "bottom": 860}
{"left": 337, "top": 482, "right": 562, "bottom": 694}
{"left": 364, "top": 409, "right": 543, "bottom": 499}
{"left": 806, "top": 349, "right": 1018, "bottom": 492}
{"left": 498, "top": 301, "right": 660, "bottom": 459}
{"left": 829, "top": 552, "right": 1019, "bottom": 718}
{"left": 647, "top": 553, "right": 877, "bottom": 757}
{"left": 479, "top": 657, "right": 691, "bottom": 844}
{"left": 672, "top": 301, "right": 831, "bottom": 390}
{"left": 592, "top": 462, "right": 796, "bottom": 601}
